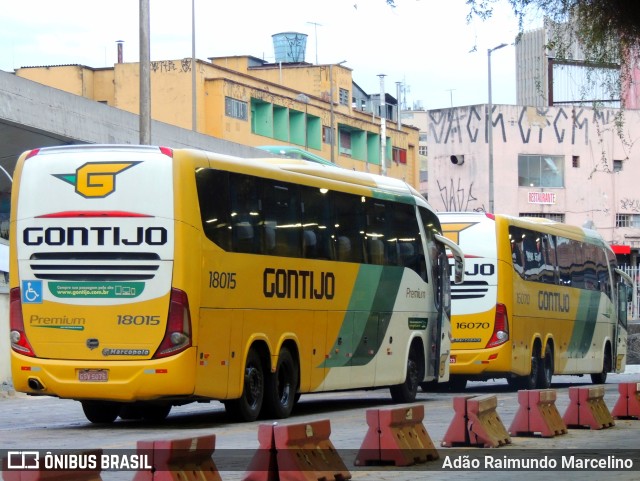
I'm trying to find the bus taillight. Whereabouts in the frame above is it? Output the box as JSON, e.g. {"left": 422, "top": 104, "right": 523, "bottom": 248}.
{"left": 486, "top": 303, "right": 509, "bottom": 348}
{"left": 153, "top": 288, "right": 192, "bottom": 359}
{"left": 9, "top": 288, "right": 36, "bottom": 357}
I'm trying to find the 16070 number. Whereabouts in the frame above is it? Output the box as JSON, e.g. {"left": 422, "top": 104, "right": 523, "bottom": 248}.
{"left": 209, "top": 271, "right": 237, "bottom": 289}
{"left": 456, "top": 322, "right": 490, "bottom": 329}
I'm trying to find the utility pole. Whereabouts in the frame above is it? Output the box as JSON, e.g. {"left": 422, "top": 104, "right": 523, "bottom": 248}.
{"left": 307, "top": 22, "right": 321, "bottom": 65}
{"left": 191, "top": 0, "right": 197, "bottom": 131}
{"left": 139, "top": 0, "right": 151, "bottom": 144}
{"left": 379, "top": 74, "right": 386, "bottom": 175}
{"left": 487, "top": 43, "right": 507, "bottom": 213}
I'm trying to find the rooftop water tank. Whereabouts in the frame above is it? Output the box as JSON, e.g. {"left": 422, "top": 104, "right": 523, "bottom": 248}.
{"left": 272, "top": 32, "right": 307, "bottom": 63}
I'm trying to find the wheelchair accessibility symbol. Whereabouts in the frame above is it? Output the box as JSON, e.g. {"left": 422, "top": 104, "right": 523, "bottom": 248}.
{"left": 22, "top": 280, "right": 43, "bottom": 304}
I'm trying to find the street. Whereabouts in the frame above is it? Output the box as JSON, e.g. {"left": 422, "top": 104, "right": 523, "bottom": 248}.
{"left": 2, "top": 368, "right": 640, "bottom": 480}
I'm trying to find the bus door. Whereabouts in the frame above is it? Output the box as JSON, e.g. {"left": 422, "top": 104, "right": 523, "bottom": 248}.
{"left": 614, "top": 268, "right": 633, "bottom": 371}
{"left": 434, "top": 233, "right": 464, "bottom": 380}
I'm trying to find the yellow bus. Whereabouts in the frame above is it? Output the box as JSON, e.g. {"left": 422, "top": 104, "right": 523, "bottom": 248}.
{"left": 439, "top": 212, "right": 632, "bottom": 391}
{"left": 10, "top": 145, "right": 463, "bottom": 423}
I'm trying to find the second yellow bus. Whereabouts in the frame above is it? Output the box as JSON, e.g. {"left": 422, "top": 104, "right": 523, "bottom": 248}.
{"left": 439, "top": 212, "right": 631, "bottom": 390}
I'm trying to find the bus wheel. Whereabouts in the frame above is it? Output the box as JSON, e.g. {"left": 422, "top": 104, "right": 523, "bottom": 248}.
{"left": 537, "top": 343, "right": 554, "bottom": 389}
{"left": 81, "top": 401, "right": 120, "bottom": 424}
{"left": 141, "top": 403, "right": 172, "bottom": 422}
{"left": 264, "top": 347, "right": 299, "bottom": 419}
{"left": 390, "top": 343, "right": 424, "bottom": 403}
{"left": 224, "top": 348, "right": 264, "bottom": 422}
{"left": 119, "top": 404, "right": 144, "bottom": 420}
{"left": 510, "top": 345, "right": 540, "bottom": 391}
{"left": 446, "top": 375, "right": 468, "bottom": 392}
{"left": 591, "top": 345, "right": 611, "bottom": 384}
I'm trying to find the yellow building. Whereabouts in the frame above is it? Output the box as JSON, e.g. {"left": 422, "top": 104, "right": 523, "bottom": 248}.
{"left": 15, "top": 54, "right": 420, "bottom": 187}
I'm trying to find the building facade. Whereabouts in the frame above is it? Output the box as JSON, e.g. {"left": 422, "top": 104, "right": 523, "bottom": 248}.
{"left": 15, "top": 55, "right": 420, "bottom": 188}
{"left": 427, "top": 103, "right": 640, "bottom": 265}
{"left": 516, "top": 22, "right": 624, "bottom": 108}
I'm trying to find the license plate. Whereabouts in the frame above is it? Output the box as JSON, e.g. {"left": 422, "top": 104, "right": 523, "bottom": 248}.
{"left": 78, "top": 369, "right": 108, "bottom": 382}
{"left": 449, "top": 356, "right": 456, "bottom": 364}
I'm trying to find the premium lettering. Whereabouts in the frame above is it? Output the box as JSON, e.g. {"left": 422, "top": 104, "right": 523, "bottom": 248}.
{"left": 263, "top": 268, "right": 335, "bottom": 299}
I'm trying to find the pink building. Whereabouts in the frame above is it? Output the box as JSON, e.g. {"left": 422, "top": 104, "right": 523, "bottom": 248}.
{"left": 427, "top": 104, "right": 640, "bottom": 265}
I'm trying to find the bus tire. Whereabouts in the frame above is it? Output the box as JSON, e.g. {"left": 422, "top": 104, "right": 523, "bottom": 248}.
{"left": 141, "top": 403, "right": 172, "bottom": 422}
{"left": 446, "top": 375, "right": 468, "bottom": 392}
{"left": 537, "top": 343, "right": 554, "bottom": 389}
{"left": 390, "top": 342, "right": 424, "bottom": 403}
{"left": 591, "top": 344, "right": 611, "bottom": 384}
{"left": 263, "top": 347, "right": 299, "bottom": 419}
{"left": 510, "top": 344, "right": 540, "bottom": 391}
{"left": 224, "top": 348, "right": 264, "bottom": 422}
{"left": 119, "top": 404, "right": 144, "bottom": 420}
{"left": 81, "top": 401, "right": 120, "bottom": 424}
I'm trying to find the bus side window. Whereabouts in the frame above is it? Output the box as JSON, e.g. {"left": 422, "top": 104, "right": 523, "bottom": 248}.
{"left": 229, "top": 174, "right": 262, "bottom": 254}
{"left": 555, "top": 236, "right": 573, "bottom": 286}
{"left": 261, "top": 180, "right": 301, "bottom": 258}
{"left": 195, "top": 168, "right": 232, "bottom": 251}
{"left": 364, "top": 199, "right": 388, "bottom": 265}
{"left": 333, "top": 192, "right": 365, "bottom": 263}
{"left": 393, "top": 203, "right": 426, "bottom": 278}
{"left": 522, "top": 231, "right": 544, "bottom": 280}
{"left": 300, "top": 185, "right": 335, "bottom": 260}
{"left": 538, "top": 234, "right": 557, "bottom": 284}
{"left": 509, "top": 227, "right": 525, "bottom": 276}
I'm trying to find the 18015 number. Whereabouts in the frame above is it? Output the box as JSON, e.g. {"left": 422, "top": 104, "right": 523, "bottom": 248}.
{"left": 117, "top": 315, "right": 160, "bottom": 325}
{"left": 209, "top": 271, "right": 237, "bottom": 289}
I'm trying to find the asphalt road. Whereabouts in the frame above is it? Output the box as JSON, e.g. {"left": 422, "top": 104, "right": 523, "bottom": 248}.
{"left": 2, "top": 367, "right": 640, "bottom": 481}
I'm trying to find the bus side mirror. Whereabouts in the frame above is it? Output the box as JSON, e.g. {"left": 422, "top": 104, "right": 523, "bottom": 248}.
{"left": 434, "top": 234, "right": 465, "bottom": 284}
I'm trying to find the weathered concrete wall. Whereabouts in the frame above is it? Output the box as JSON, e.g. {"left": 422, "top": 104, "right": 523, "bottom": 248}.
{"left": 0, "top": 69, "right": 272, "bottom": 159}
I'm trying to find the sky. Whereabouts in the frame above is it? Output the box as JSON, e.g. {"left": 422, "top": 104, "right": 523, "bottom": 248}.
{"left": 0, "top": 0, "right": 543, "bottom": 110}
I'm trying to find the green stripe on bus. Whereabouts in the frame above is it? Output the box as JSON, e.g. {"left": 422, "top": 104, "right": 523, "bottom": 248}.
{"left": 321, "top": 265, "right": 404, "bottom": 368}
{"left": 568, "top": 290, "right": 601, "bottom": 357}
{"left": 372, "top": 189, "right": 416, "bottom": 205}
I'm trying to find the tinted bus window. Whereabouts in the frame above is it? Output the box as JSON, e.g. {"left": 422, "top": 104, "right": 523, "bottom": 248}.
{"left": 195, "top": 168, "right": 232, "bottom": 251}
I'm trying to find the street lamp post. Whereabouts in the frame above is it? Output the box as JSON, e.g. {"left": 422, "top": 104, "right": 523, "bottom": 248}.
{"left": 487, "top": 43, "right": 507, "bottom": 213}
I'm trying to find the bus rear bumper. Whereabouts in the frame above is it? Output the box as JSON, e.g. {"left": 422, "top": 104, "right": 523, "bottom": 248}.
{"left": 10, "top": 348, "right": 197, "bottom": 402}
{"left": 449, "top": 345, "right": 511, "bottom": 377}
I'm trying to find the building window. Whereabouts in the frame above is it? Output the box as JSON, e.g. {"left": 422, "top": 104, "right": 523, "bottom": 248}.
{"left": 518, "top": 155, "right": 564, "bottom": 187}
{"left": 572, "top": 155, "right": 580, "bottom": 168}
{"left": 339, "top": 88, "right": 349, "bottom": 106}
{"left": 520, "top": 212, "right": 565, "bottom": 222}
{"left": 323, "top": 126, "right": 333, "bottom": 145}
{"left": 418, "top": 145, "right": 428, "bottom": 156}
{"left": 616, "top": 214, "right": 640, "bottom": 227}
{"left": 392, "top": 147, "right": 407, "bottom": 164}
{"left": 339, "top": 129, "right": 352, "bottom": 156}
{"left": 614, "top": 159, "right": 623, "bottom": 172}
{"left": 225, "top": 97, "right": 248, "bottom": 120}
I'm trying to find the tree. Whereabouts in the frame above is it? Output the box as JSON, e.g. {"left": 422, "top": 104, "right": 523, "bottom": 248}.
{"left": 387, "top": 1, "right": 640, "bottom": 109}
{"left": 386, "top": 1, "right": 640, "bottom": 80}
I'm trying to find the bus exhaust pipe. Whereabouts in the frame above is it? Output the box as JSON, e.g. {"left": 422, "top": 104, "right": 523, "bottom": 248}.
{"left": 28, "top": 378, "right": 45, "bottom": 391}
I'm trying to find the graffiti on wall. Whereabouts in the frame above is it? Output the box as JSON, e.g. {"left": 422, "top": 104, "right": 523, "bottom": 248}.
{"left": 428, "top": 105, "right": 622, "bottom": 146}
{"left": 620, "top": 198, "right": 640, "bottom": 212}
{"left": 150, "top": 59, "right": 192, "bottom": 74}
{"left": 437, "top": 177, "right": 484, "bottom": 212}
